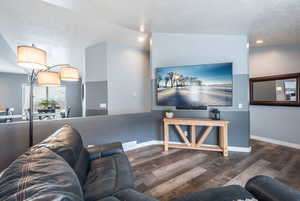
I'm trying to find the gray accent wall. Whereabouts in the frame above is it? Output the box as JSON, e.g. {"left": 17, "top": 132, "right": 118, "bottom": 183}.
{"left": 63, "top": 81, "right": 83, "bottom": 117}
{"left": 86, "top": 81, "right": 108, "bottom": 116}
{"left": 250, "top": 106, "right": 300, "bottom": 144}
{"left": 249, "top": 44, "right": 300, "bottom": 145}
{"left": 0, "top": 110, "right": 249, "bottom": 171}
{"left": 0, "top": 113, "right": 156, "bottom": 171}
{"left": 151, "top": 110, "right": 250, "bottom": 147}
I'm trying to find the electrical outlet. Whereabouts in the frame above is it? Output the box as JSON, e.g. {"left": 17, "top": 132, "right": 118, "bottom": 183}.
{"left": 184, "top": 131, "right": 188, "bottom": 136}
{"left": 99, "top": 103, "right": 107, "bottom": 109}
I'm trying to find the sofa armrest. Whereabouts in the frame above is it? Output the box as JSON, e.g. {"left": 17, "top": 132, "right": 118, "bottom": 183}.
{"left": 245, "top": 175, "right": 300, "bottom": 201}
{"left": 87, "top": 142, "right": 124, "bottom": 160}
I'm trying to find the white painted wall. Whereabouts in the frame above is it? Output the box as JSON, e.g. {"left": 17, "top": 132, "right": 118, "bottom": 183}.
{"left": 85, "top": 43, "right": 107, "bottom": 82}
{"left": 250, "top": 45, "right": 300, "bottom": 77}
{"left": 0, "top": 34, "right": 26, "bottom": 74}
{"left": 107, "top": 43, "right": 150, "bottom": 115}
{"left": 150, "top": 33, "right": 249, "bottom": 111}
{"left": 151, "top": 33, "right": 249, "bottom": 78}
{"left": 249, "top": 44, "right": 300, "bottom": 146}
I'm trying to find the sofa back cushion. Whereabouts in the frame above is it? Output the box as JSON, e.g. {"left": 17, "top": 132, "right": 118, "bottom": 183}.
{"left": 0, "top": 147, "right": 84, "bottom": 201}
{"left": 35, "top": 124, "right": 90, "bottom": 186}
{"left": 75, "top": 147, "right": 90, "bottom": 186}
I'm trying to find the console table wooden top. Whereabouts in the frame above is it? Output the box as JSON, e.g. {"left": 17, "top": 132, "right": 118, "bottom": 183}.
{"left": 163, "top": 117, "right": 229, "bottom": 156}
{"left": 163, "top": 118, "right": 229, "bottom": 126}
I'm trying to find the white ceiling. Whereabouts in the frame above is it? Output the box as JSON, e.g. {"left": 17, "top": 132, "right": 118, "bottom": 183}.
{"left": 0, "top": 0, "right": 147, "bottom": 73}
{"left": 0, "top": 0, "right": 299, "bottom": 67}
{"left": 41, "top": 0, "right": 300, "bottom": 47}
{"left": 0, "top": 0, "right": 147, "bottom": 49}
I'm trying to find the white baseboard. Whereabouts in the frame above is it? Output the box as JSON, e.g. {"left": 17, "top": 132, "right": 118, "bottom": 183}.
{"left": 251, "top": 135, "right": 300, "bottom": 149}
{"left": 228, "top": 146, "right": 252, "bottom": 152}
{"left": 123, "top": 140, "right": 161, "bottom": 151}
{"left": 123, "top": 140, "right": 251, "bottom": 152}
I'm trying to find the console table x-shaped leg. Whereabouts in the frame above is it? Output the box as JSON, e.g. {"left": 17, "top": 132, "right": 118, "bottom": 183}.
{"left": 163, "top": 118, "right": 229, "bottom": 156}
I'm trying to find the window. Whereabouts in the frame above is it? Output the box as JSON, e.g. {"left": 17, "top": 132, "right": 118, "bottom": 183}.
{"left": 22, "top": 85, "right": 66, "bottom": 115}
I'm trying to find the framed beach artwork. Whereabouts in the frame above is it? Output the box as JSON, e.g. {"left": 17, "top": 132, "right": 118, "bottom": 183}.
{"left": 156, "top": 63, "right": 233, "bottom": 106}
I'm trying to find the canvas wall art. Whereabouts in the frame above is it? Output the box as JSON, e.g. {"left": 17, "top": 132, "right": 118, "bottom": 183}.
{"left": 156, "top": 63, "right": 233, "bottom": 106}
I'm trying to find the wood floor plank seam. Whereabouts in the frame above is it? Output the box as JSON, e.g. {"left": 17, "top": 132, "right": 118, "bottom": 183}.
{"left": 144, "top": 166, "right": 207, "bottom": 197}
{"left": 131, "top": 149, "right": 180, "bottom": 167}
{"left": 128, "top": 140, "right": 300, "bottom": 201}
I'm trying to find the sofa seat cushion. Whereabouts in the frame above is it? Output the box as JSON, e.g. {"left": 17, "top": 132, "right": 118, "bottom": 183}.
{"left": 95, "top": 189, "right": 159, "bottom": 201}
{"left": 169, "top": 185, "right": 255, "bottom": 201}
{"left": 84, "top": 153, "right": 134, "bottom": 201}
{"left": 97, "top": 197, "right": 120, "bottom": 201}
{"left": 114, "top": 189, "right": 159, "bottom": 201}
{"left": 0, "top": 147, "right": 84, "bottom": 201}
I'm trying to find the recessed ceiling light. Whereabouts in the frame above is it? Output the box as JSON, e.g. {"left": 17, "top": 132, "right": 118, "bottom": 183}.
{"left": 140, "top": 25, "right": 145, "bottom": 33}
{"left": 138, "top": 36, "right": 145, "bottom": 43}
{"left": 256, "top": 40, "right": 264, "bottom": 44}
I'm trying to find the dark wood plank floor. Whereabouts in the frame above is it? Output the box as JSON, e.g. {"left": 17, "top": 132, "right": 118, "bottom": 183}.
{"left": 126, "top": 140, "right": 300, "bottom": 201}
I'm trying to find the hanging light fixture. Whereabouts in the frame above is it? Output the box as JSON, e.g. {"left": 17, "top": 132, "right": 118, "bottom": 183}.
{"left": 16, "top": 44, "right": 80, "bottom": 147}
{"left": 37, "top": 71, "right": 61, "bottom": 86}
{"left": 16, "top": 45, "right": 47, "bottom": 70}
{"left": 59, "top": 66, "right": 80, "bottom": 81}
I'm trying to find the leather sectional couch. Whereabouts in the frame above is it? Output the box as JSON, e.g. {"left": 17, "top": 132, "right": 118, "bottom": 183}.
{"left": 0, "top": 125, "right": 299, "bottom": 201}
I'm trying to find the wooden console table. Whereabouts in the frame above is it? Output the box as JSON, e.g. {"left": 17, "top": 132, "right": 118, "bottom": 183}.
{"left": 163, "top": 118, "right": 230, "bottom": 156}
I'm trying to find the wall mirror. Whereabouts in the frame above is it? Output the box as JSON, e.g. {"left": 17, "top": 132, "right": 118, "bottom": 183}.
{"left": 0, "top": 73, "right": 83, "bottom": 124}
{"left": 250, "top": 73, "right": 300, "bottom": 106}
